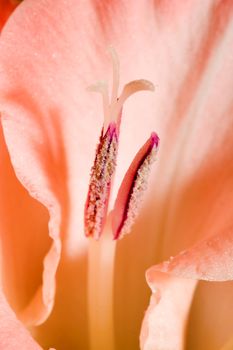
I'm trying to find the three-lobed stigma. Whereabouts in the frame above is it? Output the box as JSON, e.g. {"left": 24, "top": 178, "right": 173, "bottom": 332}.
{"left": 84, "top": 49, "right": 159, "bottom": 240}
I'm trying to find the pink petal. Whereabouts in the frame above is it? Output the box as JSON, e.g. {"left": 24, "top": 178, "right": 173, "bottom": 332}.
{"left": 114, "top": 0, "right": 233, "bottom": 345}
{"left": 0, "top": 0, "right": 160, "bottom": 332}
{"left": 0, "top": 124, "right": 56, "bottom": 326}
{"left": 0, "top": 289, "right": 43, "bottom": 349}
{"left": 136, "top": 1, "right": 233, "bottom": 348}
{"left": 152, "top": 227, "right": 233, "bottom": 281}
{"left": 0, "top": 113, "right": 61, "bottom": 327}
{"left": 140, "top": 271, "right": 196, "bottom": 350}
{"left": 0, "top": 0, "right": 116, "bottom": 338}
{"left": 0, "top": 0, "right": 104, "bottom": 252}
{"left": 143, "top": 251, "right": 233, "bottom": 349}
{"left": 187, "top": 281, "right": 233, "bottom": 350}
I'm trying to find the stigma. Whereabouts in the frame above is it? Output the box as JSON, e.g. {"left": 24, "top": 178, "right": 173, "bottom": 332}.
{"left": 84, "top": 48, "right": 159, "bottom": 240}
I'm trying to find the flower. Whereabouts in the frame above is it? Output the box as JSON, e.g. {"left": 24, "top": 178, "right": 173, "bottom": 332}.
{"left": 0, "top": 0, "right": 233, "bottom": 349}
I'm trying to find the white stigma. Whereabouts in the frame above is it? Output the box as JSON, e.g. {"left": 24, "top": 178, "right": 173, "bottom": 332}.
{"left": 88, "top": 47, "right": 155, "bottom": 132}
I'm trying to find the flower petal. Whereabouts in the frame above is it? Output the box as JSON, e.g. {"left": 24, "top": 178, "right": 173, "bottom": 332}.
{"left": 0, "top": 0, "right": 118, "bottom": 335}
{"left": 0, "top": 116, "right": 62, "bottom": 327}
{"left": 127, "top": 0, "right": 233, "bottom": 260}
{"left": 115, "top": 0, "right": 233, "bottom": 344}
{"left": 153, "top": 227, "right": 233, "bottom": 281}
{"left": 0, "top": 289, "right": 44, "bottom": 349}
{"left": 0, "top": 123, "right": 56, "bottom": 326}
{"left": 140, "top": 271, "right": 196, "bottom": 350}
{"left": 0, "top": 0, "right": 117, "bottom": 339}
{"left": 187, "top": 281, "right": 233, "bottom": 350}
{"left": 221, "top": 335, "right": 233, "bottom": 350}
{"left": 0, "top": 0, "right": 107, "bottom": 252}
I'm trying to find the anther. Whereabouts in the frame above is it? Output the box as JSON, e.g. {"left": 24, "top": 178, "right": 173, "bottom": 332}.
{"left": 112, "top": 133, "right": 159, "bottom": 240}
{"left": 84, "top": 123, "right": 118, "bottom": 239}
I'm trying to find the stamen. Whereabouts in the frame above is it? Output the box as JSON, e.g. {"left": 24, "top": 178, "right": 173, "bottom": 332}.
{"left": 85, "top": 49, "right": 158, "bottom": 240}
{"left": 84, "top": 123, "right": 118, "bottom": 239}
{"left": 112, "top": 132, "right": 159, "bottom": 240}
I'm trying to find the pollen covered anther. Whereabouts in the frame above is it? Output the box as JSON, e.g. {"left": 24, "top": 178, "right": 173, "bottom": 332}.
{"left": 112, "top": 132, "right": 159, "bottom": 240}
{"left": 84, "top": 123, "right": 118, "bottom": 239}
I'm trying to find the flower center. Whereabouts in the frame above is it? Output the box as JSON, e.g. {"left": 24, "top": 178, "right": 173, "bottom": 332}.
{"left": 85, "top": 49, "right": 159, "bottom": 350}
{"left": 84, "top": 48, "right": 159, "bottom": 240}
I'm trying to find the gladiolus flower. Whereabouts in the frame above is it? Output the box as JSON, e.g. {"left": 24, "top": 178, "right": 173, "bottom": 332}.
{"left": 0, "top": 1, "right": 233, "bottom": 350}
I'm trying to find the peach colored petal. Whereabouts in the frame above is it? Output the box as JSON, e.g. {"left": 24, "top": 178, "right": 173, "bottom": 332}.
{"left": 221, "top": 335, "right": 233, "bottom": 350}
{"left": 142, "top": 197, "right": 233, "bottom": 348}
{"left": 136, "top": 1, "right": 233, "bottom": 348}
{"left": 187, "top": 281, "right": 233, "bottom": 350}
{"left": 106, "top": 11, "right": 233, "bottom": 348}
{"left": 0, "top": 112, "right": 62, "bottom": 327}
{"left": 0, "top": 124, "right": 53, "bottom": 324}
{"left": 0, "top": 0, "right": 105, "bottom": 251}
{"left": 140, "top": 271, "right": 196, "bottom": 350}
{"left": 0, "top": 109, "right": 62, "bottom": 326}
{"left": 153, "top": 226, "right": 233, "bottom": 281}
{"left": 131, "top": 0, "right": 233, "bottom": 261}
{"left": 0, "top": 288, "right": 43, "bottom": 349}
{"left": 0, "top": 0, "right": 116, "bottom": 337}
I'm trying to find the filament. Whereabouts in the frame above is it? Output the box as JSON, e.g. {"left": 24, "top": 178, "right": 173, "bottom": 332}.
{"left": 87, "top": 218, "right": 116, "bottom": 350}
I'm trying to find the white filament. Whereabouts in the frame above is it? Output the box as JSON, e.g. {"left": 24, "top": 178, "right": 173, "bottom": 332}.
{"left": 88, "top": 220, "right": 116, "bottom": 350}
